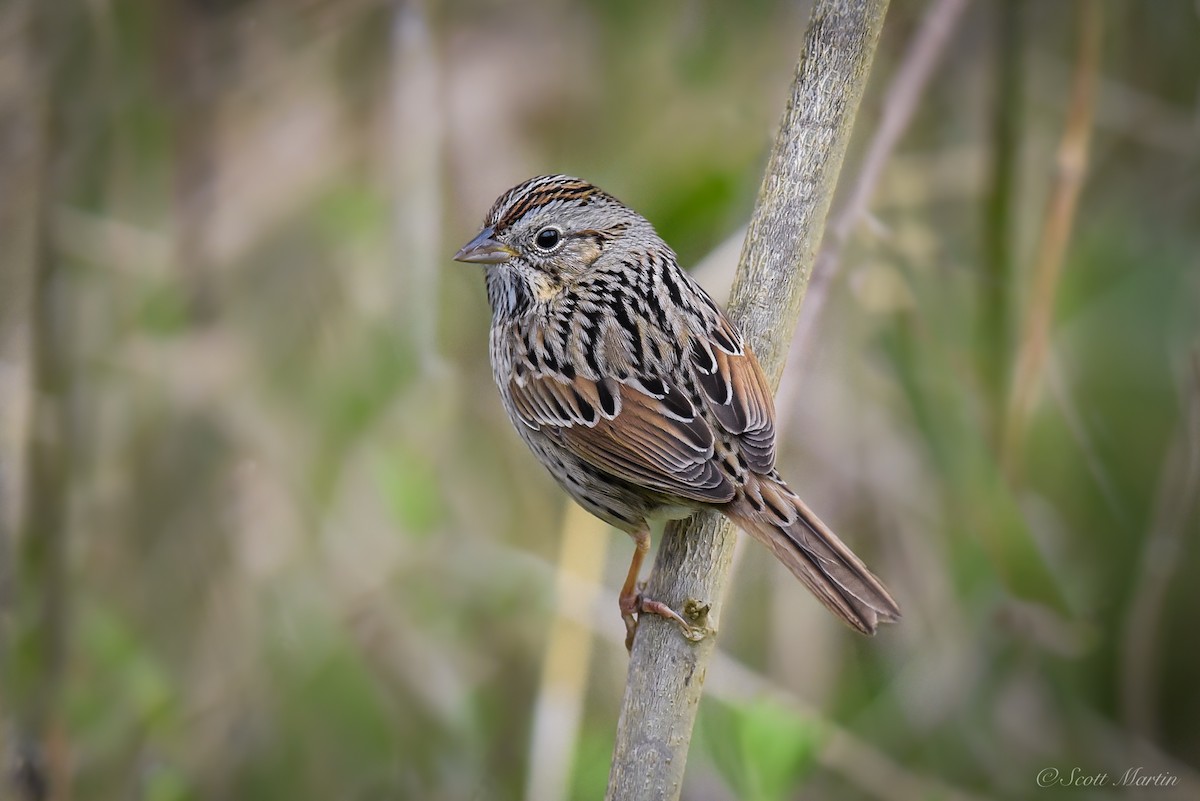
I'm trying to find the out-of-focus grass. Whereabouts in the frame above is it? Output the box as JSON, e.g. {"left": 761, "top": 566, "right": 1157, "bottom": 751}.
{"left": 3, "top": 1, "right": 1199, "bottom": 800}
{"left": 699, "top": 699, "right": 823, "bottom": 801}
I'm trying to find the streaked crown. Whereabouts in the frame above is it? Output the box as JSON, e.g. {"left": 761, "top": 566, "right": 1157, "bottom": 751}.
{"left": 485, "top": 174, "right": 621, "bottom": 232}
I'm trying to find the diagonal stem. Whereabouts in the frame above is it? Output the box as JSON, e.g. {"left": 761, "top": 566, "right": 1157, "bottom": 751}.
{"left": 605, "top": 1, "right": 891, "bottom": 798}
{"left": 1002, "top": 0, "right": 1103, "bottom": 474}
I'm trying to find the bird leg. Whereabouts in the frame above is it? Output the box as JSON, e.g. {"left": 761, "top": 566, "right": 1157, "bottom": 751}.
{"left": 619, "top": 528, "right": 695, "bottom": 651}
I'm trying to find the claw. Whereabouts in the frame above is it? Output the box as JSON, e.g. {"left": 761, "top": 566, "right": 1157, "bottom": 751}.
{"left": 623, "top": 592, "right": 706, "bottom": 651}
{"left": 617, "top": 529, "right": 708, "bottom": 651}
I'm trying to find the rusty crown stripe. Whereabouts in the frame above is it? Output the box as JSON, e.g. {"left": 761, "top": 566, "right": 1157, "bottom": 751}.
{"left": 487, "top": 175, "right": 615, "bottom": 231}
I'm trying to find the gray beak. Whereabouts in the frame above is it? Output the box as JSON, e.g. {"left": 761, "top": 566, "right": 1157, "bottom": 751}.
{"left": 453, "top": 227, "right": 516, "bottom": 264}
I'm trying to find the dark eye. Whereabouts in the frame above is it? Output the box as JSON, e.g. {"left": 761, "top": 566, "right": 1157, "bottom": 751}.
{"left": 534, "top": 227, "right": 561, "bottom": 251}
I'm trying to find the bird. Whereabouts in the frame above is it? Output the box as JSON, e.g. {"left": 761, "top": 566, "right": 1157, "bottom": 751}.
{"left": 454, "top": 174, "right": 900, "bottom": 650}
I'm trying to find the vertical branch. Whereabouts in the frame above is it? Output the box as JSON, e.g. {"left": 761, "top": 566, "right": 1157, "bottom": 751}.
{"left": 16, "top": 190, "right": 73, "bottom": 801}
{"left": 0, "top": 0, "right": 43, "bottom": 628}
{"left": 0, "top": 1, "right": 46, "bottom": 796}
{"left": 165, "top": 0, "right": 221, "bottom": 322}
{"left": 6, "top": 0, "right": 114, "bottom": 794}
{"left": 4, "top": 1, "right": 80, "bottom": 797}
{"left": 1002, "top": 0, "right": 1102, "bottom": 472}
{"left": 13, "top": 53, "right": 74, "bottom": 801}
{"left": 605, "top": 1, "right": 890, "bottom": 798}
{"left": 978, "top": 0, "right": 1025, "bottom": 447}
{"left": 524, "top": 504, "right": 610, "bottom": 801}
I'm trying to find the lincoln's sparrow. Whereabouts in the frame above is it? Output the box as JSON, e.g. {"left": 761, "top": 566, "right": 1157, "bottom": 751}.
{"left": 455, "top": 175, "right": 899, "bottom": 649}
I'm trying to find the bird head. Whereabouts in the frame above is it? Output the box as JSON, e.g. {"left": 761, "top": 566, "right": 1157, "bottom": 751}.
{"left": 454, "top": 175, "right": 653, "bottom": 310}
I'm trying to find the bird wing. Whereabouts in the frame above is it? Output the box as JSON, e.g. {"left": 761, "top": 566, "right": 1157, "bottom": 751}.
{"left": 688, "top": 313, "right": 777, "bottom": 474}
{"left": 506, "top": 370, "right": 736, "bottom": 504}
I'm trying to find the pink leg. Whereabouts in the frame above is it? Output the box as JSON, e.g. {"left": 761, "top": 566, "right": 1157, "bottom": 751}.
{"left": 618, "top": 528, "right": 694, "bottom": 651}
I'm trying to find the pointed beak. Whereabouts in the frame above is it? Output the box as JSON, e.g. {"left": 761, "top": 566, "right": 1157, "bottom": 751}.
{"left": 453, "top": 227, "right": 516, "bottom": 264}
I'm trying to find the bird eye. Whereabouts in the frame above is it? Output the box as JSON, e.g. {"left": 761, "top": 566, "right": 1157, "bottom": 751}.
{"left": 534, "top": 227, "right": 562, "bottom": 251}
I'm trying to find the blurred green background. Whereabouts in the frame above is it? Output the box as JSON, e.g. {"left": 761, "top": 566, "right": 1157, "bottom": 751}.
{"left": 2, "top": 0, "right": 1198, "bottom": 799}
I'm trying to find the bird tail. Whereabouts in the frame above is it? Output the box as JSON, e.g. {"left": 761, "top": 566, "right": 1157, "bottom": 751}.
{"left": 731, "top": 476, "right": 900, "bottom": 634}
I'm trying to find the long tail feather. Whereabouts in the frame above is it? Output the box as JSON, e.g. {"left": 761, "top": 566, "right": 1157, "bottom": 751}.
{"left": 731, "top": 476, "right": 900, "bottom": 634}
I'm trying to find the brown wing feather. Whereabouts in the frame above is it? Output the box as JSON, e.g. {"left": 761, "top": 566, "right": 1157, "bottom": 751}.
{"left": 508, "top": 372, "right": 735, "bottom": 504}
{"left": 690, "top": 315, "right": 777, "bottom": 473}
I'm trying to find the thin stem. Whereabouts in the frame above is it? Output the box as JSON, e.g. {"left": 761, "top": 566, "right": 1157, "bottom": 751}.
{"left": 524, "top": 503, "right": 611, "bottom": 801}
{"left": 1002, "top": 0, "right": 1102, "bottom": 473}
{"left": 391, "top": 0, "right": 444, "bottom": 374}
{"left": 1120, "top": 353, "right": 1200, "bottom": 738}
{"left": 979, "top": 0, "right": 1025, "bottom": 448}
{"left": 0, "top": 1, "right": 46, "bottom": 795}
{"left": 790, "top": 0, "right": 971, "bottom": 368}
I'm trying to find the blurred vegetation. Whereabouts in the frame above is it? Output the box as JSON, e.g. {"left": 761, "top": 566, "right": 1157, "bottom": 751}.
{"left": 1, "top": 0, "right": 1198, "bottom": 800}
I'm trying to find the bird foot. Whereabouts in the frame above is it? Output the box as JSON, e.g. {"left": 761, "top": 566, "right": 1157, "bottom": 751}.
{"left": 620, "top": 589, "right": 707, "bottom": 651}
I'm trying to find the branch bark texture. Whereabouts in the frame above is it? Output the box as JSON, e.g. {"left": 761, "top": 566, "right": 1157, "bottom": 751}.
{"left": 605, "top": 1, "right": 890, "bottom": 798}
